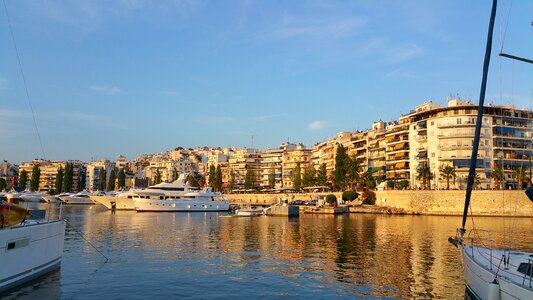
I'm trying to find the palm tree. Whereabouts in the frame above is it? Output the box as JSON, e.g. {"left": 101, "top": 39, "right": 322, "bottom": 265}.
{"left": 439, "top": 165, "right": 456, "bottom": 190}
{"left": 491, "top": 164, "right": 504, "bottom": 189}
{"left": 512, "top": 167, "right": 528, "bottom": 189}
{"left": 416, "top": 164, "right": 433, "bottom": 189}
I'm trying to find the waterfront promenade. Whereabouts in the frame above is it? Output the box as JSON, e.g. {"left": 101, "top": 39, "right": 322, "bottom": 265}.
{"left": 226, "top": 190, "right": 533, "bottom": 217}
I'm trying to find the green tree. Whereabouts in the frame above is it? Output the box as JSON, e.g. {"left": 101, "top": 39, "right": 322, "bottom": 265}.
{"left": 316, "top": 163, "right": 328, "bottom": 186}
{"left": 512, "top": 167, "right": 528, "bottom": 189}
{"left": 400, "top": 180, "right": 409, "bottom": 189}
{"left": 186, "top": 173, "right": 200, "bottom": 188}
{"left": 117, "top": 169, "right": 126, "bottom": 190}
{"left": 153, "top": 169, "right": 162, "bottom": 185}
{"left": 302, "top": 165, "right": 316, "bottom": 188}
{"left": 108, "top": 168, "right": 116, "bottom": 191}
{"left": 386, "top": 180, "right": 395, "bottom": 189}
{"left": 209, "top": 164, "right": 216, "bottom": 189}
{"left": 98, "top": 167, "right": 106, "bottom": 191}
{"left": 55, "top": 166, "right": 64, "bottom": 194}
{"left": 0, "top": 178, "right": 6, "bottom": 191}
{"left": 416, "top": 163, "right": 433, "bottom": 189}
{"left": 347, "top": 155, "right": 362, "bottom": 190}
{"left": 491, "top": 164, "right": 504, "bottom": 189}
{"left": 30, "top": 164, "right": 41, "bottom": 192}
{"left": 63, "top": 162, "right": 73, "bottom": 192}
{"left": 215, "top": 165, "right": 223, "bottom": 192}
{"left": 291, "top": 162, "right": 302, "bottom": 191}
{"left": 19, "top": 169, "right": 28, "bottom": 191}
{"left": 244, "top": 169, "right": 256, "bottom": 190}
{"left": 334, "top": 143, "right": 349, "bottom": 190}
{"left": 268, "top": 168, "right": 276, "bottom": 189}
{"left": 439, "top": 165, "right": 456, "bottom": 190}
{"left": 473, "top": 174, "right": 482, "bottom": 189}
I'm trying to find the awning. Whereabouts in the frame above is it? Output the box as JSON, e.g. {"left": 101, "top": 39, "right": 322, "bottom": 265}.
{"left": 385, "top": 135, "right": 395, "bottom": 141}
{"left": 416, "top": 120, "right": 427, "bottom": 126}
{"left": 395, "top": 142, "right": 406, "bottom": 149}
{"left": 453, "top": 159, "right": 483, "bottom": 168}
{"left": 395, "top": 152, "right": 405, "bottom": 158}
{"left": 395, "top": 162, "right": 406, "bottom": 168}
{"left": 416, "top": 151, "right": 427, "bottom": 158}
{"left": 386, "top": 173, "right": 395, "bottom": 179}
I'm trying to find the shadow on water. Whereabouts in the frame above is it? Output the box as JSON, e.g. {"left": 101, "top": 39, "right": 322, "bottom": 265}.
{"left": 3, "top": 204, "right": 532, "bottom": 299}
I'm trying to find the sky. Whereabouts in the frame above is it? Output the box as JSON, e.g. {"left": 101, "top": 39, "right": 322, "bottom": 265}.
{"left": 1, "top": 0, "right": 531, "bottom": 164}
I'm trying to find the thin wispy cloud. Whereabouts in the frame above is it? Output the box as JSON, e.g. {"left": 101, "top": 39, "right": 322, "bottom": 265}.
{"left": 253, "top": 113, "right": 287, "bottom": 121}
{"left": 309, "top": 121, "right": 327, "bottom": 131}
{"left": 91, "top": 85, "right": 122, "bottom": 95}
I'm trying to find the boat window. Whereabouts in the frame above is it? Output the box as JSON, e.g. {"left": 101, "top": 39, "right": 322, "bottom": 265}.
{"left": 517, "top": 263, "right": 533, "bottom": 276}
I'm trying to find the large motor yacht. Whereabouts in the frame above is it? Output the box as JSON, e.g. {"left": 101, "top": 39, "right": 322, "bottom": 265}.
{"left": 91, "top": 175, "right": 200, "bottom": 210}
{"left": 133, "top": 188, "right": 230, "bottom": 212}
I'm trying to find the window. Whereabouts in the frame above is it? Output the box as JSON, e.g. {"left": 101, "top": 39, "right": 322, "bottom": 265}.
{"left": 457, "top": 118, "right": 462, "bottom": 124}
{"left": 431, "top": 153, "right": 435, "bottom": 157}
{"left": 517, "top": 263, "right": 533, "bottom": 276}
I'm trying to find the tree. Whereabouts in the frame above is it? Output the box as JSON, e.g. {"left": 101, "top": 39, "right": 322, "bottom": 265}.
{"left": 268, "top": 168, "right": 276, "bottom": 189}
{"left": 55, "top": 166, "right": 64, "bottom": 194}
{"left": 229, "top": 171, "right": 236, "bottom": 192}
{"left": 186, "top": 173, "right": 199, "bottom": 188}
{"left": 63, "top": 162, "right": 73, "bottom": 192}
{"left": 386, "top": 180, "right": 395, "bottom": 189}
{"left": 361, "top": 171, "right": 375, "bottom": 190}
{"left": 19, "top": 169, "right": 28, "bottom": 191}
{"left": 98, "top": 167, "right": 106, "bottom": 191}
{"left": 215, "top": 165, "right": 223, "bottom": 192}
{"left": 0, "top": 178, "right": 6, "bottom": 191}
{"left": 30, "top": 164, "right": 41, "bottom": 192}
{"left": 334, "top": 144, "right": 349, "bottom": 190}
{"left": 153, "top": 169, "right": 162, "bottom": 185}
{"left": 302, "top": 165, "right": 316, "bottom": 188}
{"left": 347, "top": 155, "right": 362, "bottom": 190}
{"left": 316, "top": 163, "right": 328, "bottom": 186}
{"left": 491, "top": 164, "right": 504, "bottom": 189}
{"left": 244, "top": 169, "right": 256, "bottom": 190}
{"left": 291, "top": 163, "right": 302, "bottom": 191}
{"left": 108, "top": 168, "right": 116, "bottom": 191}
{"left": 172, "top": 168, "right": 178, "bottom": 182}
{"left": 473, "top": 174, "right": 482, "bottom": 189}
{"left": 209, "top": 164, "right": 216, "bottom": 190}
{"left": 400, "top": 180, "right": 409, "bottom": 189}
{"left": 117, "top": 169, "right": 126, "bottom": 190}
{"left": 512, "top": 167, "right": 528, "bottom": 189}
{"left": 416, "top": 163, "right": 433, "bottom": 189}
{"left": 439, "top": 165, "right": 456, "bottom": 190}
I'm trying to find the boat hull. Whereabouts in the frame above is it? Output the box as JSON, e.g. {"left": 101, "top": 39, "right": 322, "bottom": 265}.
{"left": 0, "top": 220, "right": 66, "bottom": 294}
{"left": 59, "top": 196, "right": 94, "bottom": 205}
{"left": 90, "top": 195, "right": 135, "bottom": 210}
{"left": 133, "top": 198, "right": 230, "bottom": 212}
{"left": 460, "top": 244, "right": 533, "bottom": 300}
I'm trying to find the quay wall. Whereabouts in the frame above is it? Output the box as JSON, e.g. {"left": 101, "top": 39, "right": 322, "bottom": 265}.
{"left": 227, "top": 190, "right": 533, "bottom": 217}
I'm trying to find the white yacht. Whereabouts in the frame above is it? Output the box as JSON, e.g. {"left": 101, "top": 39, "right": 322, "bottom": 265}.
{"left": 20, "top": 192, "right": 46, "bottom": 202}
{"left": 0, "top": 203, "right": 66, "bottom": 293}
{"left": 91, "top": 175, "right": 200, "bottom": 210}
{"left": 59, "top": 191, "right": 94, "bottom": 205}
{"left": 133, "top": 188, "right": 230, "bottom": 212}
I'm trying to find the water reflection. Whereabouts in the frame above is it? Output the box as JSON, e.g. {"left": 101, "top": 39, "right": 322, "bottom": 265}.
{"left": 3, "top": 204, "right": 532, "bottom": 299}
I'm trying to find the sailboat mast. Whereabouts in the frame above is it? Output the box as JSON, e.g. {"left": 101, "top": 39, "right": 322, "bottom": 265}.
{"left": 461, "top": 0, "right": 498, "bottom": 231}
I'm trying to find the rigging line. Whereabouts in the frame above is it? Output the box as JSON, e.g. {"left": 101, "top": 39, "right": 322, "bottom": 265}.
{"left": 499, "top": 0, "right": 513, "bottom": 53}
{"left": 3, "top": 0, "right": 46, "bottom": 159}
{"left": 65, "top": 218, "right": 109, "bottom": 263}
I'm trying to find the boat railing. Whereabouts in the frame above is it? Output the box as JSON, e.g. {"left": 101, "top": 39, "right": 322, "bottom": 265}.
{"left": 522, "top": 258, "right": 533, "bottom": 288}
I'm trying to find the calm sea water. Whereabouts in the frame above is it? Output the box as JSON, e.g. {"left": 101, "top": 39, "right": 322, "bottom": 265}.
{"left": 3, "top": 204, "right": 533, "bottom": 299}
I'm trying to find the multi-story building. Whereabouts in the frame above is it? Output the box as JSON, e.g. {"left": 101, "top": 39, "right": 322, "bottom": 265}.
{"left": 86, "top": 160, "right": 115, "bottom": 191}
{"left": 367, "top": 121, "right": 387, "bottom": 180}
{"left": 19, "top": 159, "right": 84, "bottom": 192}
{"left": 259, "top": 144, "right": 296, "bottom": 189}
{"left": 0, "top": 160, "right": 18, "bottom": 190}
{"left": 384, "top": 121, "right": 411, "bottom": 185}
{"left": 228, "top": 148, "right": 261, "bottom": 189}
{"left": 281, "top": 144, "right": 311, "bottom": 188}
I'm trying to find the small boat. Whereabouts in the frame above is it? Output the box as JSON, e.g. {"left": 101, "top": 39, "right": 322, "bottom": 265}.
{"left": 59, "top": 191, "right": 94, "bottom": 205}
{"left": 235, "top": 206, "right": 265, "bottom": 217}
{"left": 0, "top": 203, "right": 66, "bottom": 293}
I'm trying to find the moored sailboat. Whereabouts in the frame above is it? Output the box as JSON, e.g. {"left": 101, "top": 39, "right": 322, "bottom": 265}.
{"left": 448, "top": 1, "right": 533, "bottom": 299}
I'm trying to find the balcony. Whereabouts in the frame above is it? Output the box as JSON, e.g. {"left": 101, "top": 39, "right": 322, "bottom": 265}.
{"left": 437, "top": 120, "right": 477, "bottom": 128}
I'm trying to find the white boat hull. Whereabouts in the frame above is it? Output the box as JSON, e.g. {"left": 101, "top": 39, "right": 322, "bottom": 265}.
{"left": 133, "top": 198, "right": 230, "bottom": 212}
{"left": 59, "top": 196, "right": 94, "bottom": 205}
{"left": 0, "top": 220, "right": 66, "bottom": 293}
{"left": 20, "top": 194, "right": 45, "bottom": 202}
{"left": 461, "top": 243, "right": 533, "bottom": 300}
{"left": 90, "top": 195, "right": 135, "bottom": 210}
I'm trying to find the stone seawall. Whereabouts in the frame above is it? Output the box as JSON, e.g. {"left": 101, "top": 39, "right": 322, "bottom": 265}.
{"left": 227, "top": 190, "right": 533, "bottom": 217}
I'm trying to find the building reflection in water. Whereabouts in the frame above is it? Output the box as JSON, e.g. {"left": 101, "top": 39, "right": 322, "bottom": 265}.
{"left": 20, "top": 204, "right": 531, "bottom": 299}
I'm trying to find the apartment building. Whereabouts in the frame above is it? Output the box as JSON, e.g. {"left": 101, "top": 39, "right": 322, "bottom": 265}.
{"left": 281, "top": 144, "right": 311, "bottom": 188}
{"left": 86, "top": 159, "right": 115, "bottom": 191}
{"left": 228, "top": 148, "right": 261, "bottom": 189}
{"left": 259, "top": 147, "right": 285, "bottom": 189}
{"left": 367, "top": 121, "right": 387, "bottom": 180}
{"left": 0, "top": 160, "right": 18, "bottom": 190}
{"left": 19, "top": 159, "right": 85, "bottom": 192}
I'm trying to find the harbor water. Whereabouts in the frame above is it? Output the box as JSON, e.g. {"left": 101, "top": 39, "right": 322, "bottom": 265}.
{"left": 3, "top": 204, "right": 533, "bottom": 299}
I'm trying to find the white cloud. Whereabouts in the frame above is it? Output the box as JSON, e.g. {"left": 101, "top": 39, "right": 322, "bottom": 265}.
{"left": 90, "top": 85, "right": 122, "bottom": 95}
{"left": 308, "top": 121, "right": 327, "bottom": 131}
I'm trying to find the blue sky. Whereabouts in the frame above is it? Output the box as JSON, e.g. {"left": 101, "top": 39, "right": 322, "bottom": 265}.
{"left": 1, "top": 0, "right": 531, "bottom": 164}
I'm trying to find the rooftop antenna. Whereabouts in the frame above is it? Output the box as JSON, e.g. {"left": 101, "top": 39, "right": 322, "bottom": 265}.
{"left": 251, "top": 134, "right": 255, "bottom": 148}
